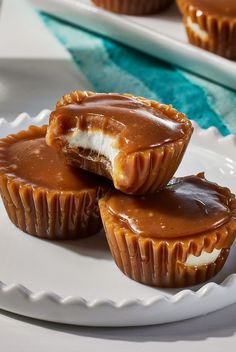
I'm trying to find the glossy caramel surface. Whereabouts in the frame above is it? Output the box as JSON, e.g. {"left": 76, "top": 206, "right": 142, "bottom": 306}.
{"left": 6, "top": 136, "right": 106, "bottom": 191}
{"left": 188, "top": 0, "right": 236, "bottom": 17}
{"left": 53, "top": 93, "right": 188, "bottom": 153}
{"left": 105, "top": 175, "right": 231, "bottom": 238}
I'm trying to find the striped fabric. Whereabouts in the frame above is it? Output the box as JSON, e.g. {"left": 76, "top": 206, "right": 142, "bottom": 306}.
{"left": 40, "top": 13, "right": 236, "bottom": 136}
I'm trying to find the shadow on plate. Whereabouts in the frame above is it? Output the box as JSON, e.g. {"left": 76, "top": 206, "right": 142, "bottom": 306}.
{"left": 49, "top": 230, "right": 112, "bottom": 261}
{"left": 1, "top": 301, "right": 236, "bottom": 342}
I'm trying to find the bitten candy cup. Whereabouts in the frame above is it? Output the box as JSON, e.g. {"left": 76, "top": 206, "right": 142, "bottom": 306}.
{"left": 47, "top": 91, "right": 193, "bottom": 195}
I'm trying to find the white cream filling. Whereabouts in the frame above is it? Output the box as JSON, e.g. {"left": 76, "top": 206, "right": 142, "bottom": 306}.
{"left": 186, "top": 16, "right": 209, "bottom": 41}
{"left": 185, "top": 248, "right": 221, "bottom": 267}
{"left": 66, "top": 129, "right": 119, "bottom": 168}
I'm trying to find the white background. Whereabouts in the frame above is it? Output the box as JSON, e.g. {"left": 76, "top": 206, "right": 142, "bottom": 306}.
{"left": 0, "top": 0, "right": 236, "bottom": 350}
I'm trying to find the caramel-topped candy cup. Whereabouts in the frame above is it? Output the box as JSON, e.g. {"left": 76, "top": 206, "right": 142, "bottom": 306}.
{"left": 99, "top": 174, "right": 236, "bottom": 288}
{"left": 177, "top": 0, "right": 236, "bottom": 59}
{"left": 91, "top": 0, "right": 174, "bottom": 15}
{"left": 0, "top": 125, "right": 109, "bottom": 240}
{"left": 47, "top": 91, "right": 193, "bottom": 195}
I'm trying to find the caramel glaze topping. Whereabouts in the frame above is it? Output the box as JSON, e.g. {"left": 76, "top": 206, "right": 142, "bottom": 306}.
{"left": 52, "top": 93, "right": 188, "bottom": 154}
{"left": 187, "top": 0, "right": 236, "bottom": 17}
{"left": 5, "top": 136, "right": 106, "bottom": 191}
{"left": 105, "top": 175, "right": 232, "bottom": 238}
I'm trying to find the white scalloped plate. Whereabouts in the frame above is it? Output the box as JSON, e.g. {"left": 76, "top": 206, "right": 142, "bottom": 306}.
{"left": 0, "top": 111, "right": 236, "bottom": 327}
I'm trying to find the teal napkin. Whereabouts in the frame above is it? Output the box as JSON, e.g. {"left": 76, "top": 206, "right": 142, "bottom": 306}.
{"left": 40, "top": 13, "right": 236, "bottom": 136}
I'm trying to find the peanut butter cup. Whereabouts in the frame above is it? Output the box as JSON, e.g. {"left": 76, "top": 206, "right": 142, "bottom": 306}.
{"left": 0, "top": 125, "right": 109, "bottom": 240}
{"left": 177, "top": 0, "right": 236, "bottom": 59}
{"left": 91, "top": 0, "right": 174, "bottom": 15}
{"left": 99, "top": 174, "right": 236, "bottom": 288}
{"left": 47, "top": 91, "right": 193, "bottom": 195}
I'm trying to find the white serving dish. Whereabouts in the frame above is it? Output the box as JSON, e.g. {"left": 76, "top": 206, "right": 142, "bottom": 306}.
{"left": 31, "top": 0, "right": 236, "bottom": 91}
{"left": 0, "top": 112, "right": 235, "bottom": 327}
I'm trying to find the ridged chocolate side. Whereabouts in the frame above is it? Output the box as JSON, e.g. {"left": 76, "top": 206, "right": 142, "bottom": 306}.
{"left": 99, "top": 195, "right": 236, "bottom": 288}
{"left": 92, "top": 0, "right": 174, "bottom": 15}
{"left": 0, "top": 126, "right": 106, "bottom": 240}
{"left": 48, "top": 91, "right": 193, "bottom": 195}
{"left": 113, "top": 134, "right": 190, "bottom": 194}
{"left": 177, "top": 0, "right": 236, "bottom": 59}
